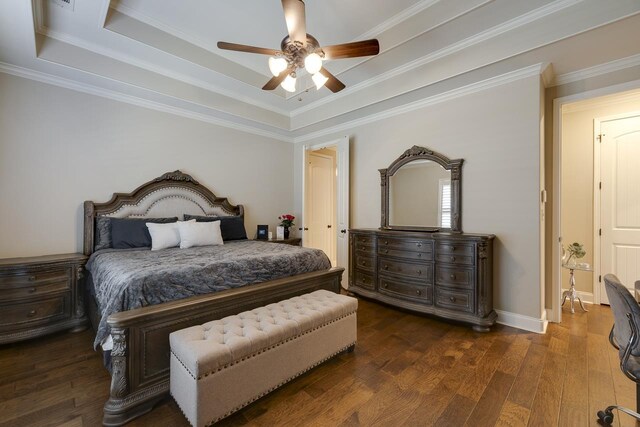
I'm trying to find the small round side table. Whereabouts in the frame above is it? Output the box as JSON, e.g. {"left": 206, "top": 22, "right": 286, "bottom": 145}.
{"left": 562, "top": 263, "right": 592, "bottom": 313}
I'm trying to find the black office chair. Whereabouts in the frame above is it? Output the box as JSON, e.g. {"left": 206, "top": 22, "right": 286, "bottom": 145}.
{"left": 599, "top": 274, "right": 640, "bottom": 424}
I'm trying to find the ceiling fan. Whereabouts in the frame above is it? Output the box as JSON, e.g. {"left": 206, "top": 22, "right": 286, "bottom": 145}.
{"left": 217, "top": 0, "right": 380, "bottom": 94}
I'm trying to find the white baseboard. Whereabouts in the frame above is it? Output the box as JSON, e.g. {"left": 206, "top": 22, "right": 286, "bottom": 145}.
{"left": 561, "top": 289, "right": 594, "bottom": 304}
{"left": 495, "top": 309, "right": 548, "bottom": 334}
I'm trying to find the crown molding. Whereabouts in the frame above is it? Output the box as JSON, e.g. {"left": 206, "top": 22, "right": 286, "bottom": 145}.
{"left": 34, "top": 16, "right": 291, "bottom": 117}
{"left": 0, "top": 61, "right": 294, "bottom": 143}
{"left": 293, "top": 63, "right": 546, "bottom": 143}
{"left": 552, "top": 52, "right": 640, "bottom": 87}
{"left": 290, "top": 0, "right": 583, "bottom": 118}
{"left": 357, "top": 0, "right": 442, "bottom": 41}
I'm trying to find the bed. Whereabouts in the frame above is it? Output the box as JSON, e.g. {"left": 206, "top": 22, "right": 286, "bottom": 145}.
{"left": 83, "top": 170, "right": 343, "bottom": 426}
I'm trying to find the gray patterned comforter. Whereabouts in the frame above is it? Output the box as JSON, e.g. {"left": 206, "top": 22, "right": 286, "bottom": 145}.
{"left": 87, "top": 240, "right": 331, "bottom": 348}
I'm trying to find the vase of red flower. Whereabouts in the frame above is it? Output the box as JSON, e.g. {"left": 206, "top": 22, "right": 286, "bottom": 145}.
{"left": 278, "top": 214, "right": 295, "bottom": 239}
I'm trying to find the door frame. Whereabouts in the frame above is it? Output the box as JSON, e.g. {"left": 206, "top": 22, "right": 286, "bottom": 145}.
{"left": 301, "top": 136, "right": 350, "bottom": 288}
{"left": 593, "top": 111, "right": 640, "bottom": 305}
{"left": 551, "top": 80, "right": 640, "bottom": 323}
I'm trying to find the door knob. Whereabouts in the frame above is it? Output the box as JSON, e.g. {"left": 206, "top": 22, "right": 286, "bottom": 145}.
{"left": 340, "top": 229, "right": 346, "bottom": 234}
{"left": 304, "top": 227, "right": 309, "bottom": 231}
{"left": 327, "top": 225, "right": 332, "bottom": 228}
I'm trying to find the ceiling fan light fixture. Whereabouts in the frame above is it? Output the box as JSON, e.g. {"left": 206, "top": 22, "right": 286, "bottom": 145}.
{"left": 281, "top": 74, "right": 297, "bottom": 92}
{"left": 268, "top": 57, "right": 288, "bottom": 77}
{"left": 304, "top": 53, "right": 323, "bottom": 74}
{"left": 312, "top": 72, "right": 328, "bottom": 90}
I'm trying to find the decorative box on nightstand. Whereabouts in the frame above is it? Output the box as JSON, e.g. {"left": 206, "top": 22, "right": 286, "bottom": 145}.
{"left": 0, "top": 253, "right": 88, "bottom": 344}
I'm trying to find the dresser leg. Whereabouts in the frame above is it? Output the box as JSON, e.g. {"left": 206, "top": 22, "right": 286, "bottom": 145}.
{"left": 472, "top": 325, "right": 491, "bottom": 333}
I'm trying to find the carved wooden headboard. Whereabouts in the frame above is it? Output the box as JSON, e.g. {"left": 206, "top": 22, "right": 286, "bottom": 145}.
{"left": 83, "top": 170, "right": 244, "bottom": 255}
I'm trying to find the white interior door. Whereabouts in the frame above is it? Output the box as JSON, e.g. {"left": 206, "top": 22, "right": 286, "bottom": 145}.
{"left": 305, "top": 151, "right": 336, "bottom": 265}
{"left": 600, "top": 113, "right": 640, "bottom": 303}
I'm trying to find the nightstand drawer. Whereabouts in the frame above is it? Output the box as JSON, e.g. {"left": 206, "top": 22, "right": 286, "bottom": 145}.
{"left": 0, "top": 280, "right": 70, "bottom": 301}
{"left": 435, "top": 288, "right": 473, "bottom": 313}
{"left": 0, "top": 268, "right": 70, "bottom": 287}
{"left": 435, "top": 266, "right": 473, "bottom": 289}
{"left": 0, "top": 295, "right": 69, "bottom": 327}
{"left": 379, "top": 258, "right": 432, "bottom": 282}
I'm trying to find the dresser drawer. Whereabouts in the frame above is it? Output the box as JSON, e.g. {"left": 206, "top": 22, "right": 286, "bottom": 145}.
{"left": 379, "top": 258, "right": 432, "bottom": 282}
{"left": 435, "top": 266, "right": 473, "bottom": 289}
{"left": 353, "top": 271, "right": 375, "bottom": 290}
{"left": 0, "top": 295, "right": 69, "bottom": 327}
{"left": 379, "top": 276, "right": 432, "bottom": 303}
{"left": 354, "top": 254, "right": 375, "bottom": 272}
{"left": 0, "top": 268, "right": 70, "bottom": 287}
{"left": 0, "top": 280, "right": 70, "bottom": 301}
{"left": 378, "top": 247, "right": 433, "bottom": 261}
{"left": 435, "top": 288, "right": 473, "bottom": 313}
{"left": 435, "top": 242, "right": 474, "bottom": 256}
{"left": 378, "top": 237, "right": 432, "bottom": 253}
{"left": 353, "top": 234, "right": 374, "bottom": 246}
{"left": 435, "top": 253, "right": 474, "bottom": 266}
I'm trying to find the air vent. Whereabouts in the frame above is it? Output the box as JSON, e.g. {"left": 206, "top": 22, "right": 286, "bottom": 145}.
{"left": 50, "top": 0, "right": 75, "bottom": 11}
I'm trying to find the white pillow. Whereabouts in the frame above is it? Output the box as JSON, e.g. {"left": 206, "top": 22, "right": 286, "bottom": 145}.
{"left": 178, "top": 220, "right": 224, "bottom": 249}
{"left": 146, "top": 220, "right": 194, "bottom": 251}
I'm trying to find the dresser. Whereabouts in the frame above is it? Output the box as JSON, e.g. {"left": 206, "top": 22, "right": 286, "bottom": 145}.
{"left": 0, "top": 253, "right": 88, "bottom": 344}
{"left": 349, "top": 229, "right": 496, "bottom": 331}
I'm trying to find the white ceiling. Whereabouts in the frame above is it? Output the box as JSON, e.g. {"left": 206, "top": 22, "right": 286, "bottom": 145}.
{"left": 0, "top": 0, "right": 639, "bottom": 142}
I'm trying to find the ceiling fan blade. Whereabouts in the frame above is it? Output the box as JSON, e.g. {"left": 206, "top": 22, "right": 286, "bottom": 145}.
{"left": 319, "top": 67, "right": 345, "bottom": 93}
{"left": 322, "top": 39, "right": 380, "bottom": 60}
{"left": 217, "top": 41, "right": 280, "bottom": 56}
{"left": 262, "top": 67, "right": 294, "bottom": 90}
{"left": 282, "top": 0, "right": 307, "bottom": 46}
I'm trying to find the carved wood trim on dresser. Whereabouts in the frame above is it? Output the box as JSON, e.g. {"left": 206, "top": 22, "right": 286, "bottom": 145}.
{"left": 349, "top": 229, "right": 496, "bottom": 331}
{"left": 0, "top": 253, "right": 88, "bottom": 344}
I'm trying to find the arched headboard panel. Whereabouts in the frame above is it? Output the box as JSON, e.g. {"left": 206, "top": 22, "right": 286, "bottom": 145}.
{"left": 83, "top": 170, "right": 244, "bottom": 255}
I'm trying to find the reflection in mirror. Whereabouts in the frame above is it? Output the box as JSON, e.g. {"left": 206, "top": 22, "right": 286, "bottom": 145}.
{"left": 389, "top": 160, "right": 451, "bottom": 228}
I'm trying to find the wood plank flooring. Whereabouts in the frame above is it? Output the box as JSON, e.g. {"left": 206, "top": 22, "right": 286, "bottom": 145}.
{"left": 0, "top": 298, "right": 636, "bottom": 426}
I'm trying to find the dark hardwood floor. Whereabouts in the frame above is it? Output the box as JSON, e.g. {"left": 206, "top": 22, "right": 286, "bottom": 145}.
{"left": 0, "top": 298, "right": 636, "bottom": 426}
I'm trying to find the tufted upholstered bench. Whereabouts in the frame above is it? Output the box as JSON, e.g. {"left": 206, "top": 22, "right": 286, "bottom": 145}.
{"left": 169, "top": 289, "right": 357, "bottom": 426}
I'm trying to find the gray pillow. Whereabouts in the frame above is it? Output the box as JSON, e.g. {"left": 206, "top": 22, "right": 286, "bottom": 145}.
{"left": 94, "top": 217, "right": 112, "bottom": 251}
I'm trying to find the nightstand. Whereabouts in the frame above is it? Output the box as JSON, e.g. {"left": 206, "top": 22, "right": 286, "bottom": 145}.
{"left": 268, "top": 238, "right": 302, "bottom": 246}
{"left": 0, "top": 253, "right": 88, "bottom": 344}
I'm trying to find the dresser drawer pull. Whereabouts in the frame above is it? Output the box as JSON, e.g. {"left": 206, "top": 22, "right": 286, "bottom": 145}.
{"left": 384, "top": 249, "right": 389, "bottom": 254}
{"left": 28, "top": 287, "right": 37, "bottom": 293}
{"left": 417, "top": 253, "right": 422, "bottom": 258}
{"left": 450, "top": 274, "right": 456, "bottom": 280}
{"left": 417, "top": 270, "right": 422, "bottom": 275}
{"left": 383, "top": 283, "right": 388, "bottom": 288}
{"left": 449, "top": 296, "right": 456, "bottom": 303}
{"left": 384, "top": 240, "right": 388, "bottom": 245}
{"left": 383, "top": 265, "right": 389, "bottom": 270}
{"left": 362, "top": 277, "right": 368, "bottom": 283}
{"left": 450, "top": 256, "right": 456, "bottom": 262}
{"left": 359, "top": 238, "right": 367, "bottom": 243}
{"left": 27, "top": 309, "right": 37, "bottom": 317}
{"left": 416, "top": 290, "right": 422, "bottom": 296}
{"left": 28, "top": 275, "right": 36, "bottom": 281}
{"left": 450, "top": 245, "right": 456, "bottom": 251}
{"left": 360, "top": 261, "right": 366, "bottom": 266}
{"left": 416, "top": 243, "right": 422, "bottom": 248}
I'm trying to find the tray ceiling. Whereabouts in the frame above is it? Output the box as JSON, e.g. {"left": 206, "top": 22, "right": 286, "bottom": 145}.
{"left": 0, "top": 0, "right": 639, "bottom": 141}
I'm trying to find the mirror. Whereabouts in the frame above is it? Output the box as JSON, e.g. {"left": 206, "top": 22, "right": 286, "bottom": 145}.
{"left": 380, "top": 146, "right": 463, "bottom": 232}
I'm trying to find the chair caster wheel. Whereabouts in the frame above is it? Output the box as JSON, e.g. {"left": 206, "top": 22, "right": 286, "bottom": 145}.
{"left": 597, "top": 409, "right": 614, "bottom": 424}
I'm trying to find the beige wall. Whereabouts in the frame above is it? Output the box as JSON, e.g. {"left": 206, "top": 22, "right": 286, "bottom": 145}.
{"left": 560, "top": 94, "right": 640, "bottom": 294}
{"left": 295, "top": 75, "right": 544, "bottom": 319}
{"left": 0, "top": 73, "right": 294, "bottom": 257}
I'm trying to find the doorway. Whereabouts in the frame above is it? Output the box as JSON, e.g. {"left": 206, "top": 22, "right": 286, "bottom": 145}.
{"left": 301, "top": 136, "right": 350, "bottom": 288}
{"left": 553, "top": 87, "right": 640, "bottom": 322}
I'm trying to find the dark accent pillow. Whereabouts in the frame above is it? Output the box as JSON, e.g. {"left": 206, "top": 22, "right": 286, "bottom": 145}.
{"left": 111, "top": 217, "right": 179, "bottom": 249}
{"left": 183, "top": 215, "right": 247, "bottom": 241}
{"left": 94, "top": 217, "right": 112, "bottom": 251}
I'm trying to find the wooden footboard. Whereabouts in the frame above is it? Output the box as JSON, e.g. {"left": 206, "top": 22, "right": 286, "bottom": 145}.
{"left": 102, "top": 267, "right": 344, "bottom": 426}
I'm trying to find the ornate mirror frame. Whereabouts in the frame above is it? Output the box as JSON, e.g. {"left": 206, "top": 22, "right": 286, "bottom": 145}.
{"left": 380, "top": 145, "right": 463, "bottom": 232}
